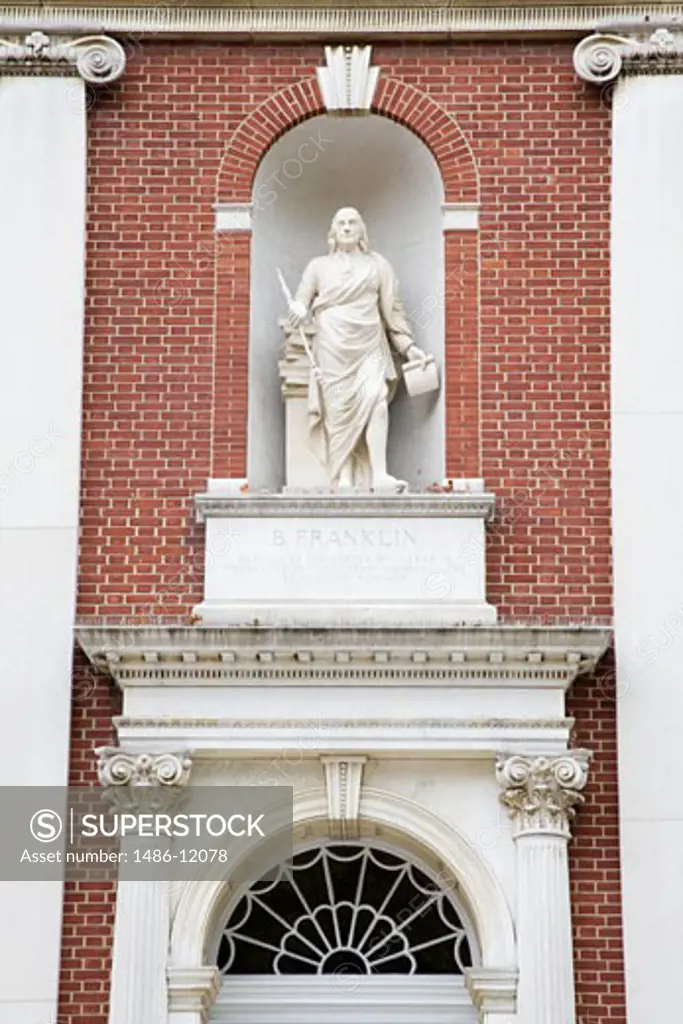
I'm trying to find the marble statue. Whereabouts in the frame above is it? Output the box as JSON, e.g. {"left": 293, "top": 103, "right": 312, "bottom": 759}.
{"left": 285, "top": 207, "right": 428, "bottom": 492}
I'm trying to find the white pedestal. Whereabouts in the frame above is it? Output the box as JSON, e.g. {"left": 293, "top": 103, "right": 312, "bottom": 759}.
{"left": 194, "top": 491, "right": 497, "bottom": 628}
{"left": 279, "top": 324, "right": 329, "bottom": 489}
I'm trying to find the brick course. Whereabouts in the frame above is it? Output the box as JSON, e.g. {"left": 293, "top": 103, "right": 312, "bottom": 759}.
{"left": 69, "top": 39, "right": 621, "bottom": 1021}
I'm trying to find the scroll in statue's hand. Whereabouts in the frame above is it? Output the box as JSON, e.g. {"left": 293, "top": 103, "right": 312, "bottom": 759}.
{"left": 287, "top": 300, "right": 308, "bottom": 329}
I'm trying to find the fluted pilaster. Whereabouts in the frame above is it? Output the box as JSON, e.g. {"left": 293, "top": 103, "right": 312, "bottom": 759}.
{"left": 98, "top": 749, "right": 193, "bottom": 1024}
{"left": 497, "top": 752, "right": 590, "bottom": 1024}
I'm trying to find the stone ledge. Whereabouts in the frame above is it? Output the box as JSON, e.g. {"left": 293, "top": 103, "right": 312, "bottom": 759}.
{"left": 195, "top": 490, "right": 496, "bottom": 522}
{"left": 77, "top": 623, "right": 611, "bottom": 680}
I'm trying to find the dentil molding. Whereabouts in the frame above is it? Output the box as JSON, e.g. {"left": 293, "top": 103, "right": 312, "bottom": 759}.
{"left": 1, "top": 7, "right": 682, "bottom": 41}
{"left": 574, "top": 27, "right": 683, "bottom": 83}
{"left": 97, "top": 748, "right": 193, "bottom": 787}
{"left": 496, "top": 751, "right": 591, "bottom": 837}
{"left": 0, "top": 30, "right": 126, "bottom": 81}
{"left": 77, "top": 624, "right": 611, "bottom": 687}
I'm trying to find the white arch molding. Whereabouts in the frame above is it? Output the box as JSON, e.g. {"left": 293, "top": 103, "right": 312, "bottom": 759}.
{"left": 169, "top": 788, "right": 517, "bottom": 1022}
{"left": 244, "top": 113, "right": 448, "bottom": 492}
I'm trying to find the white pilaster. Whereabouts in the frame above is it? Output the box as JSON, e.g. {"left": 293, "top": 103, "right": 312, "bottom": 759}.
{"left": 497, "top": 752, "right": 590, "bottom": 1024}
{"left": 98, "top": 750, "right": 192, "bottom": 1024}
{"left": 611, "top": 69, "right": 683, "bottom": 1024}
{"left": 574, "top": 31, "right": 683, "bottom": 1021}
{"left": 0, "top": 36, "right": 125, "bottom": 1023}
{"left": 109, "top": 880, "right": 171, "bottom": 1024}
{"left": 0, "top": 70, "right": 82, "bottom": 1024}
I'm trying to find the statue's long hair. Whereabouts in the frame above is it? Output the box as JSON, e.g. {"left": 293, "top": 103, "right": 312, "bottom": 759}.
{"left": 328, "top": 207, "right": 370, "bottom": 253}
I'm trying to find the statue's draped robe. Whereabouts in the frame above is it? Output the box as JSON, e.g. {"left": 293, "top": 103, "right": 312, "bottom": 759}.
{"left": 294, "top": 251, "right": 414, "bottom": 486}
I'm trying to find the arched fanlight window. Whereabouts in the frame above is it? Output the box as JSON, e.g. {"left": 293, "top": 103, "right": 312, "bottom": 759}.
{"left": 217, "top": 843, "right": 474, "bottom": 977}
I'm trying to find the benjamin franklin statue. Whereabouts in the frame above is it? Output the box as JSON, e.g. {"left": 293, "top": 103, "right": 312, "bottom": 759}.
{"left": 287, "top": 206, "right": 427, "bottom": 492}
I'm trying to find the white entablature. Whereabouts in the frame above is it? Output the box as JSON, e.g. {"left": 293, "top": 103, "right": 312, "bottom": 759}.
{"left": 77, "top": 624, "right": 610, "bottom": 757}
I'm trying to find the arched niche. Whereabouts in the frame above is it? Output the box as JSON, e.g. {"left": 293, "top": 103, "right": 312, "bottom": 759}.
{"left": 247, "top": 113, "right": 446, "bottom": 492}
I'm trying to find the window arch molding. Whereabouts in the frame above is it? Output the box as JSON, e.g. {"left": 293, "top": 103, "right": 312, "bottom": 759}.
{"left": 169, "top": 787, "right": 517, "bottom": 974}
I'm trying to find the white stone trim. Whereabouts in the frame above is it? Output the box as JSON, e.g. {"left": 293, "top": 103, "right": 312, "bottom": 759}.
{"left": 168, "top": 966, "right": 221, "bottom": 1022}
{"left": 574, "top": 27, "right": 683, "bottom": 83}
{"left": 465, "top": 967, "right": 518, "bottom": 1015}
{"left": 170, "top": 786, "right": 518, "bottom": 970}
{"left": 194, "top": 490, "right": 496, "bottom": 522}
{"left": 0, "top": 31, "right": 126, "bottom": 81}
{"left": 206, "top": 478, "right": 250, "bottom": 493}
{"left": 317, "top": 45, "right": 379, "bottom": 112}
{"left": 443, "top": 203, "right": 480, "bottom": 232}
{"left": 211, "top": 977, "right": 478, "bottom": 1023}
{"left": 114, "top": 719, "right": 575, "bottom": 757}
{"left": 77, "top": 624, "right": 611, "bottom": 684}
{"left": 214, "top": 204, "right": 251, "bottom": 233}
{"left": 0, "top": 7, "right": 681, "bottom": 40}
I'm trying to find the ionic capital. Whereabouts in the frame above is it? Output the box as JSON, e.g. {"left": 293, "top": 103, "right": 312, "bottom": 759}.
{"left": 496, "top": 751, "right": 591, "bottom": 838}
{"left": 0, "top": 31, "right": 126, "bottom": 83}
{"left": 97, "top": 749, "right": 193, "bottom": 788}
{"left": 574, "top": 28, "right": 683, "bottom": 85}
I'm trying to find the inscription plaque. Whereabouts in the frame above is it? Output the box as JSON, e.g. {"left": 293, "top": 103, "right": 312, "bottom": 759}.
{"left": 197, "top": 510, "right": 496, "bottom": 628}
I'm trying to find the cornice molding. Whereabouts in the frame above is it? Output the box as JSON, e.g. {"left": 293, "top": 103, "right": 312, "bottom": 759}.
{"left": 574, "top": 26, "right": 683, "bottom": 81}
{"left": 76, "top": 624, "right": 611, "bottom": 687}
{"left": 194, "top": 491, "right": 496, "bottom": 523}
{"left": 0, "top": 29, "right": 125, "bottom": 79}
{"left": 1, "top": 6, "right": 682, "bottom": 41}
{"left": 496, "top": 750, "right": 591, "bottom": 837}
{"left": 114, "top": 716, "right": 575, "bottom": 756}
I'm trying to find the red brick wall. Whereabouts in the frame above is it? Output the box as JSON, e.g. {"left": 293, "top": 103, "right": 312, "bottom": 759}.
{"left": 59, "top": 652, "right": 120, "bottom": 1023}
{"left": 69, "top": 40, "right": 621, "bottom": 1022}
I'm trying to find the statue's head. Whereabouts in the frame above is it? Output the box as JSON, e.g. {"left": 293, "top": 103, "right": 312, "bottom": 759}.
{"left": 328, "top": 207, "right": 369, "bottom": 253}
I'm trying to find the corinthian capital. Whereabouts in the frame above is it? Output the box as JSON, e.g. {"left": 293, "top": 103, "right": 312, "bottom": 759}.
{"left": 496, "top": 751, "right": 591, "bottom": 837}
{"left": 574, "top": 28, "right": 683, "bottom": 85}
{"left": 97, "top": 749, "right": 192, "bottom": 788}
{"left": 0, "top": 32, "right": 126, "bottom": 83}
